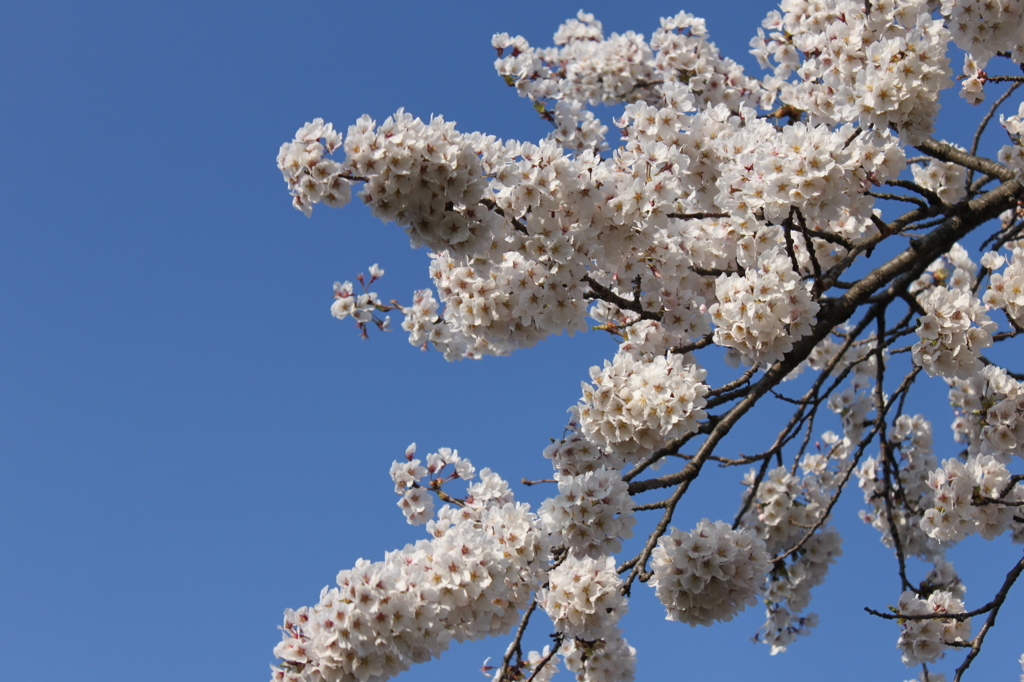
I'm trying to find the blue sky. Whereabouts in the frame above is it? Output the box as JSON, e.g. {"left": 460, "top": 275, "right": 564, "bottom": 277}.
{"left": 3, "top": 1, "right": 1022, "bottom": 680}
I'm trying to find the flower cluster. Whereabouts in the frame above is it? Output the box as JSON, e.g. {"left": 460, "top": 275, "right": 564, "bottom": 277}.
{"left": 400, "top": 288, "right": 469, "bottom": 358}
{"left": 712, "top": 120, "right": 903, "bottom": 226}
{"left": 741, "top": 466, "right": 843, "bottom": 653}
{"left": 709, "top": 245, "right": 820, "bottom": 366}
{"left": 539, "top": 555, "right": 627, "bottom": 641}
{"left": 561, "top": 628, "right": 636, "bottom": 682}
{"left": 286, "top": 13, "right": 924, "bottom": 369}
{"left": 761, "top": 524, "right": 842, "bottom": 612}
{"left": 948, "top": 363, "right": 1024, "bottom": 459}
{"left": 539, "top": 466, "right": 636, "bottom": 559}
{"left": 390, "top": 445, "right": 475, "bottom": 525}
{"left": 856, "top": 415, "right": 943, "bottom": 561}
{"left": 911, "top": 242, "right": 979, "bottom": 294}
{"left": 648, "top": 10, "right": 766, "bottom": 111}
{"left": 895, "top": 590, "right": 971, "bottom": 666}
{"left": 960, "top": 54, "right": 987, "bottom": 105}
{"left": 911, "top": 153, "right": 968, "bottom": 204}
{"left": 546, "top": 99, "right": 609, "bottom": 153}
{"left": 940, "top": 0, "right": 1024, "bottom": 68}
{"left": 616, "top": 318, "right": 709, "bottom": 359}
{"left": 649, "top": 519, "right": 770, "bottom": 627}
{"left": 271, "top": 459, "right": 545, "bottom": 682}
{"left": 493, "top": 14, "right": 657, "bottom": 107}
{"left": 999, "top": 103, "right": 1024, "bottom": 176}
{"left": 920, "top": 455, "right": 1024, "bottom": 542}
{"left": 752, "top": 0, "right": 953, "bottom": 143}
{"left": 272, "top": 6, "right": 1024, "bottom": 679}
{"left": 912, "top": 285, "right": 995, "bottom": 380}
{"left": 922, "top": 560, "right": 968, "bottom": 601}
{"left": 427, "top": 248, "right": 589, "bottom": 357}
{"left": 748, "top": 467, "right": 820, "bottom": 541}
{"left": 493, "top": 9, "right": 762, "bottom": 113}
{"left": 543, "top": 430, "right": 626, "bottom": 477}
{"left": 330, "top": 265, "right": 391, "bottom": 337}
{"left": 330, "top": 281, "right": 382, "bottom": 324}
{"left": 343, "top": 110, "right": 503, "bottom": 258}
{"left": 277, "top": 119, "right": 351, "bottom": 217}
{"left": 574, "top": 352, "right": 708, "bottom": 461}
{"left": 984, "top": 243, "right": 1024, "bottom": 327}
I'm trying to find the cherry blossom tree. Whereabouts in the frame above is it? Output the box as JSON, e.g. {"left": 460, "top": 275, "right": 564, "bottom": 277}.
{"left": 270, "top": 2, "right": 1024, "bottom": 681}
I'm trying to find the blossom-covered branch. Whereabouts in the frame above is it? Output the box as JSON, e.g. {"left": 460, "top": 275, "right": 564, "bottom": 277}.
{"left": 271, "top": 3, "right": 1024, "bottom": 680}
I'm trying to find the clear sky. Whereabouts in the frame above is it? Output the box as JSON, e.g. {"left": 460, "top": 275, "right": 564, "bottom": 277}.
{"left": 2, "top": 1, "right": 1022, "bottom": 681}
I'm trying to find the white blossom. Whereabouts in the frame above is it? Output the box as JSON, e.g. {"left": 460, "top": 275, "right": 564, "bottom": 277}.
{"left": 539, "top": 555, "right": 627, "bottom": 641}
{"left": 575, "top": 352, "right": 708, "bottom": 462}
{"left": 540, "top": 466, "right": 636, "bottom": 558}
{"left": 984, "top": 240, "right": 1024, "bottom": 327}
{"left": 271, "top": 6, "right": 1024, "bottom": 679}
{"left": 940, "top": 0, "right": 1024, "bottom": 68}
{"left": 920, "top": 455, "right": 1024, "bottom": 542}
{"left": 896, "top": 590, "right": 971, "bottom": 666}
{"left": 649, "top": 520, "right": 770, "bottom": 626}
{"left": 561, "top": 627, "right": 636, "bottom": 682}
{"left": 271, "top": 460, "right": 545, "bottom": 682}
{"left": 741, "top": 466, "right": 843, "bottom": 652}
{"left": 753, "top": 0, "right": 953, "bottom": 144}
{"left": 912, "top": 286, "right": 995, "bottom": 380}
{"left": 857, "top": 415, "right": 944, "bottom": 561}
{"left": 709, "top": 245, "right": 820, "bottom": 367}
{"left": 911, "top": 150, "right": 968, "bottom": 204}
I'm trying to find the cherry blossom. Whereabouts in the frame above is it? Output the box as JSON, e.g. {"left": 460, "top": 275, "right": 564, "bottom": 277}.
{"left": 272, "top": 4, "right": 1024, "bottom": 680}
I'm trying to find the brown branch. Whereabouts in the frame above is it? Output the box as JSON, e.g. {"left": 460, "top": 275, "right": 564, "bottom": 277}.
{"left": 496, "top": 600, "right": 539, "bottom": 682}
{"left": 666, "top": 212, "right": 730, "bottom": 220}
{"left": 884, "top": 179, "right": 945, "bottom": 207}
{"left": 633, "top": 499, "right": 671, "bottom": 511}
{"left": 970, "top": 82, "right": 1022, "bottom": 159}
{"left": 480, "top": 197, "right": 528, "bottom": 234}
{"left": 974, "top": 474, "right": 1024, "bottom": 506}
{"left": 874, "top": 314, "right": 915, "bottom": 593}
{"left": 866, "top": 190, "right": 928, "bottom": 208}
{"left": 582, "top": 274, "right": 662, "bottom": 321}
{"left": 862, "top": 551, "right": 1024, "bottom": 628}
{"left": 620, "top": 472, "right": 692, "bottom": 592}
{"left": 771, "top": 366, "right": 921, "bottom": 563}
{"left": 690, "top": 266, "right": 740, "bottom": 278}
{"left": 670, "top": 334, "right": 715, "bottom": 355}
{"left": 706, "top": 365, "right": 759, "bottom": 402}
{"left": 625, "top": 178, "right": 1020, "bottom": 600}
{"left": 524, "top": 636, "right": 563, "bottom": 682}
{"left": 914, "top": 138, "right": 1018, "bottom": 183}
